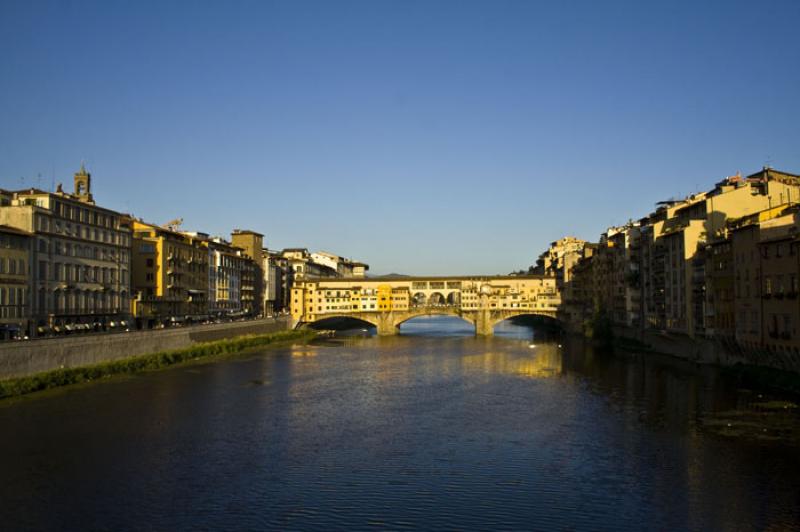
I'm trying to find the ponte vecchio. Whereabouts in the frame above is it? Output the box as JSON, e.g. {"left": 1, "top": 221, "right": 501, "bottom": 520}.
{"left": 291, "top": 275, "right": 560, "bottom": 335}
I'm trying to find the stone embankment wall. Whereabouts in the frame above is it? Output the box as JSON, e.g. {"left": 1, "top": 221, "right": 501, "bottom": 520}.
{"left": 0, "top": 317, "right": 291, "bottom": 380}
{"left": 611, "top": 325, "right": 800, "bottom": 374}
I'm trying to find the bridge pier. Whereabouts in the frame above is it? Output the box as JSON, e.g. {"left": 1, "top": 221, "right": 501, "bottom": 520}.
{"left": 376, "top": 313, "right": 398, "bottom": 336}
{"left": 474, "top": 309, "right": 494, "bottom": 336}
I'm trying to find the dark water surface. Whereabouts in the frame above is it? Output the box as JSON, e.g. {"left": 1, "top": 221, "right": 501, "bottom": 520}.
{"left": 1, "top": 317, "right": 799, "bottom": 531}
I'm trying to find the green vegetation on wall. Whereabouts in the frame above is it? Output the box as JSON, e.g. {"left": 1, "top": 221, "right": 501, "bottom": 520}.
{"left": 0, "top": 329, "right": 315, "bottom": 400}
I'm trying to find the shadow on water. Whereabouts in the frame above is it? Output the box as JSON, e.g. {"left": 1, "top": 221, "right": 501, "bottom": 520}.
{"left": 306, "top": 316, "right": 376, "bottom": 337}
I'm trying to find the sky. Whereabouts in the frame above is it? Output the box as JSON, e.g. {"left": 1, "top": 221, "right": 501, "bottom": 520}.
{"left": 1, "top": 1, "right": 799, "bottom": 275}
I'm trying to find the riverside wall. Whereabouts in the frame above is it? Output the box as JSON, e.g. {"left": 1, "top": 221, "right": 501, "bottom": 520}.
{"left": 0, "top": 317, "right": 291, "bottom": 380}
{"left": 610, "top": 324, "right": 800, "bottom": 374}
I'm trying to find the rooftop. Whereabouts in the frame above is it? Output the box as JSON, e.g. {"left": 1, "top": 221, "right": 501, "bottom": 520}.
{"left": 0, "top": 225, "right": 33, "bottom": 237}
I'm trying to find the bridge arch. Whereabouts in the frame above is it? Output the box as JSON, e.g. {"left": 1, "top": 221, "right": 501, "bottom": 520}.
{"left": 411, "top": 292, "right": 427, "bottom": 306}
{"left": 394, "top": 309, "right": 471, "bottom": 327}
{"left": 394, "top": 310, "right": 476, "bottom": 332}
{"left": 298, "top": 314, "right": 379, "bottom": 330}
{"left": 489, "top": 311, "right": 560, "bottom": 330}
{"left": 427, "top": 292, "right": 446, "bottom": 306}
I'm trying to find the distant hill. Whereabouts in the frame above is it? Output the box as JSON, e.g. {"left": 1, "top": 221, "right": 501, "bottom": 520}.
{"left": 368, "top": 273, "right": 410, "bottom": 278}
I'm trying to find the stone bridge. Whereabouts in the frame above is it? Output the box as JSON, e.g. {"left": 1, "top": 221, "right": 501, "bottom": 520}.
{"left": 290, "top": 275, "right": 560, "bottom": 336}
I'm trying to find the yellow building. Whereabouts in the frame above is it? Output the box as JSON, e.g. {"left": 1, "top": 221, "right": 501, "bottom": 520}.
{"left": 231, "top": 230, "right": 264, "bottom": 316}
{"left": 130, "top": 220, "right": 209, "bottom": 326}
{"left": 377, "top": 284, "right": 393, "bottom": 311}
{"left": 0, "top": 225, "right": 32, "bottom": 338}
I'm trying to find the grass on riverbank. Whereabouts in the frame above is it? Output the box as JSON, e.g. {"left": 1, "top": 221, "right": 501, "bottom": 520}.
{"left": 0, "top": 329, "right": 315, "bottom": 400}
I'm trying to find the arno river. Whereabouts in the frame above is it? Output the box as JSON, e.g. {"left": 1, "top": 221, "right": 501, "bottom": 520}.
{"left": 1, "top": 318, "right": 799, "bottom": 530}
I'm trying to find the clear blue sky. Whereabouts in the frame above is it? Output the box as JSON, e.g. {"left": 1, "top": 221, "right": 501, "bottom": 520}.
{"left": 2, "top": 1, "right": 799, "bottom": 275}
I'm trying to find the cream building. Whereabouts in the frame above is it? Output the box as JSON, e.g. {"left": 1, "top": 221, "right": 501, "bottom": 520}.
{"left": 204, "top": 236, "right": 246, "bottom": 315}
{"left": 0, "top": 225, "right": 32, "bottom": 338}
{"left": 0, "top": 166, "right": 132, "bottom": 335}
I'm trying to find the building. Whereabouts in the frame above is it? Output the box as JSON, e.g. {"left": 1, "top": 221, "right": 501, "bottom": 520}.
{"left": 0, "top": 166, "right": 132, "bottom": 335}
{"left": 0, "top": 225, "right": 32, "bottom": 338}
{"left": 537, "top": 167, "right": 800, "bottom": 342}
{"left": 283, "top": 248, "right": 337, "bottom": 278}
{"left": 704, "top": 237, "right": 735, "bottom": 342}
{"left": 723, "top": 204, "right": 800, "bottom": 353}
{"left": 534, "top": 236, "right": 588, "bottom": 282}
{"left": 310, "top": 251, "right": 369, "bottom": 278}
{"left": 563, "top": 249, "right": 597, "bottom": 330}
{"left": 206, "top": 237, "right": 247, "bottom": 316}
{"left": 262, "top": 249, "right": 286, "bottom": 314}
{"left": 130, "top": 219, "right": 209, "bottom": 326}
{"left": 593, "top": 224, "right": 641, "bottom": 328}
{"left": 230, "top": 230, "right": 264, "bottom": 316}
{"left": 640, "top": 169, "right": 800, "bottom": 337}
{"left": 756, "top": 209, "right": 800, "bottom": 353}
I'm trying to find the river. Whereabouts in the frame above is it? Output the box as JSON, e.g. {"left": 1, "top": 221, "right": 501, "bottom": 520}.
{"left": 1, "top": 317, "right": 798, "bottom": 530}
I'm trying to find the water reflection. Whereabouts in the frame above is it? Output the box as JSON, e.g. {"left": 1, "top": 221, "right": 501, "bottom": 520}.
{"left": 0, "top": 317, "right": 798, "bottom": 530}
